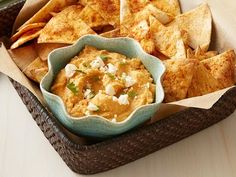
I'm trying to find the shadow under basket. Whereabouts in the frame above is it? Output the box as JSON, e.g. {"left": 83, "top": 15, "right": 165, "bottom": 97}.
{"left": 1, "top": 1, "right": 236, "bottom": 174}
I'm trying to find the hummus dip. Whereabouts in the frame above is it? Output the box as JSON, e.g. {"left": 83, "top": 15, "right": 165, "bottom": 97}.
{"left": 51, "top": 46, "right": 155, "bottom": 122}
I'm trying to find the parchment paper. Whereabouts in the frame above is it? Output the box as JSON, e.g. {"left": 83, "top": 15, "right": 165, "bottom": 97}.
{"left": 1, "top": 0, "right": 236, "bottom": 122}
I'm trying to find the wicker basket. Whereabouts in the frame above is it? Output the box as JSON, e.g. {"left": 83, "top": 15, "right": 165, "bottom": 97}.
{"left": 1, "top": 1, "right": 236, "bottom": 174}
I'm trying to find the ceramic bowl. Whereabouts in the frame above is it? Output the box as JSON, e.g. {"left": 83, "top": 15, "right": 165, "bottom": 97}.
{"left": 40, "top": 35, "right": 165, "bottom": 138}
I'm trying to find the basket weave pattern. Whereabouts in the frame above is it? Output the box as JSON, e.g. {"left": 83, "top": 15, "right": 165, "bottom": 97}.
{"left": 1, "top": 1, "right": 236, "bottom": 174}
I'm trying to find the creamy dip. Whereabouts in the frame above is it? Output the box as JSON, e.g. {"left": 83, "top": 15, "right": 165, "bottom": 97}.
{"left": 51, "top": 46, "right": 155, "bottom": 122}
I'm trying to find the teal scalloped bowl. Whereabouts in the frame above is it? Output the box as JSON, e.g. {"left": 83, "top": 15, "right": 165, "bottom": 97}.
{"left": 40, "top": 35, "right": 165, "bottom": 138}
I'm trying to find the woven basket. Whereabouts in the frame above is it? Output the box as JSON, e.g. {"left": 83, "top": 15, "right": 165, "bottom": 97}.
{"left": 1, "top": 1, "right": 236, "bottom": 174}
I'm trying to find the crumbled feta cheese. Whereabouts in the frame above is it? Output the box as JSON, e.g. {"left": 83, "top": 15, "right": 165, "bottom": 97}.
{"left": 111, "top": 118, "right": 117, "bottom": 123}
{"left": 118, "top": 94, "right": 129, "bottom": 105}
{"left": 121, "top": 72, "right": 127, "bottom": 79}
{"left": 90, "top": 56, "right": 105, "bottom": 69}
{"left": 112, "top": 96, "right": 118, "bottom": 102}
{"left": 124, "top": 75, "right": 136, "bottom": 87}
{"left": 105, "top": 84, "right": 116, "bottom": 96}
{"left": 87, "top": 102, "right": 99, "bottom": 111}
{"left": 146, "top": 83, "right": 150, "bottom": 88}
{"left": 65, "top": 64, "right": 77, "bottom": 78}
{"left": 107, "top": 63, "right": 117, "bottom": 74}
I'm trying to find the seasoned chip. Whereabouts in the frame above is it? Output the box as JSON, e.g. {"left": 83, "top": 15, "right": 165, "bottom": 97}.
{"left": 150, "top": 16, "right": 186, "bottom": 59}
{"left": 163, "top": 58, "right": 197, "bottom": 102}
{"left": 100, "top": 28, "right": 121, "bottom": 38}
{"left": 78, "top": 5, "right": 110, "bottom": 29}
{"left": 83, "top": 0, "right": 120, "bottom": 27}
{"left": 19, "top": 0, "right": 78, "bottom": 30}
{"left": 187, "top": 46, "right": 218, "bottom": 60}
{"left": 11, "top": 28, "right": 42, "bottom": 49}
{"left": 201, "top": 50, "right": 236, "bottom": 88}
{"left": 168, "top": 3, "right": 212, "bottom": 51}
{"left": 151, "top": 0, "right": 181, "bottom": 16}
{"left": 34, "top": 43, "right": 68, "bottom": 61}
{"left": 187, "top": 63, "right": 221, "bottom": 97}
{"left": 121, "top": 2, "right": 173, "bottom": 32}
{"left": 38, "top": 5, "right": 96, "bottom": 44}
{"left": 23, "top": 57, "right": 48, "bottom": 83}
{"left": 11, "top": 23, "right": 46, "bottom": 42}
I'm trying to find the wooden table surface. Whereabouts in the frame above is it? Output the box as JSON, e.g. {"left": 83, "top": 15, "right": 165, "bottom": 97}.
{"left": 1, "top": 74, "right": 236, "bottom": 177}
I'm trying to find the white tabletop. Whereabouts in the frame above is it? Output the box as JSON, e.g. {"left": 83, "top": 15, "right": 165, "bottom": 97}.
{"left": 1, "top": 73, "right": 236, "bottom": 177}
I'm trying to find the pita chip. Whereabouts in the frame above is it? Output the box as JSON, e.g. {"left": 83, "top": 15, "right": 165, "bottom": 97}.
{"left": 78, "top": 5, "right": 110, "bottom": 29}
{"left": 163, "top": 58, "right": 196, "bottom": 102}
{"left": 150, "top": 16, "right": 186, "bottom": 59}
{"left": 34, "top": 43, "right": 68, "bottom": 61}
{"left": 19, "top": 0, "right": 78, "bottom": 30}
{"left": 11, "top": 28, "right": 42, "bottom": 49}
{"left": 23, "top": 57, "right": 48, "bottom": 83}
{"left": 187, "top": 46, "right": 218, "bottom": 60}
{"left": 187, "top": 63, "right": 222, "bottom": 98}
{"left": 38, "top": 5, "right": 96, "bottom": 44}
{"left": 201, "top": 50, "right": 236, "bottom": 88}
{"left": 11, "top": 23, "right": 46, "bottom": 42}
{"left": 83, "top": 0, "right": 120, "bottom": 27}
{"left": 151, "top": 0, "right": 181, "bottom": 16}
{"left": 168, "top": 3, "right": 212, "bottom": 51}
{"left": 100, "top": 28, "right": 121, "bottom": 38}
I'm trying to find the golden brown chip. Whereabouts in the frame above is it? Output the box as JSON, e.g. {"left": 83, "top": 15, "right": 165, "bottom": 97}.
{"left": 11, "top": 23, "right": 46, "bottom": 42}
{"left": 23, "top": 57, "right": 48, "bottom": 83}
{"left": 168, "top": 3, "right": 212, "bottom": 51}
{"left": 163, "top": 58, "right": 197, "bottom": 102}
{"left": 151, "top": 0, "right": 181, "bottom": 16}
{"left": 150, "top": 16, "right": 186, "bottom": 59}
{"left": 187, "top": 63, "right": 221, "bottom": 98}
{"left": 19, "top": 0, "right": 78, "bottom": 30}
{"left": 34, "top": 43, "right": 68, "bottom": 61}
{"left": 38, "top": 5, "right": 96, "bottom": 44}
{"left": 201, "top": 50, "right": 236, "bottom": 88}
{"left": 11, "top": 28, "right": 42, "bottom": 49}
{"left": 121, "top": 2, "right": 173, "bottom": 33}
{"left": 100, "top": 28, "right": 121, "bottom": 38}
{"left": 187, "top": 46, "right": 218, "bottom": 60}
{"left": 78, "top": 5, "right": 110, "bottom": 29}
{"left": 83, "top": 0, "right": 120, "bottom": 27}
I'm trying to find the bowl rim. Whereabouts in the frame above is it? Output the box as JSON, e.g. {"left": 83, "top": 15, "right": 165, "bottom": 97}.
{"left": 40, "top": 34, "right": 166, "bottom": 126}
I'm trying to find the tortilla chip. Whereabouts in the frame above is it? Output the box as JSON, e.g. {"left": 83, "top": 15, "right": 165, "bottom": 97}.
{"left": 34, "top": 43, "right": 68, "bottom": 61}
{"left": 150, "top": 16, "right": 186, "bottom": 59}
{"left": 38, "top": 5, "right": 96, "bottom": 44}
{"left": 23, "top": 57, "right": 48, "bottom": 83}
{"left": 19, "top": 0, "right": 78, "bottom": 30}
{"left": 78, "top": 5, "right": 110, "bottom": 29}
{"left": 168, "top": 3, "right": 212, "bottom": 51}
{"left": 11, "top": 23, "right": 46, "bottom": 42}
{"left": 187, "top": 63, "right": 221, "bottom": 98}
{"left": 83, "top": 0, "right": 120, "bottom": 27}
{"left": 11, "top": 28, "right": 42, "bottom": 49}
{"left": 201, "top": 50, "right": 236, "bottom": 88}
{"left": 100, "top": 28, "right": 121, "bottom": 38}
{"left": 163, "top": 58, "right": 197, "bottom": 102}
{"left": 151, "top": 0, "right": 181, "bottom": 16}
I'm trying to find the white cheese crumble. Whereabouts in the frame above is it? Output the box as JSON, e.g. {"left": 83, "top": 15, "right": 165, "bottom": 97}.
{"left": 65, "top": 64, "right": 77, "bottom": 78}
{"left": 112, "top": 96, "right": 118, "bottom": 102}
{"left": 146, "top": 83, "right": 150, "bottom": 88}
{"left": 85, "top": 111, "right": 90, "bottom": 116}
{"left": 87, "top": 102, "right": 99, "bottom": 111}
{"left": 118, "top": 94, "right": 129, "bottom": 105}
{"left": 111, "top": 118, "right": 117, "bottom": 123}
{"left": 124, "top": 75, "right": 136, "bottom": 87}
{"left": 105, "top": 84, "right": 116, "bottom": 96}
{"left": 84, "top": 89, "right": 94, "bottom": 99}
{"left": 90, "top": 56, "right": 105, "bottom": 69}
{"left": 107, "top": 63, "right": 117, "bottom": 75}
